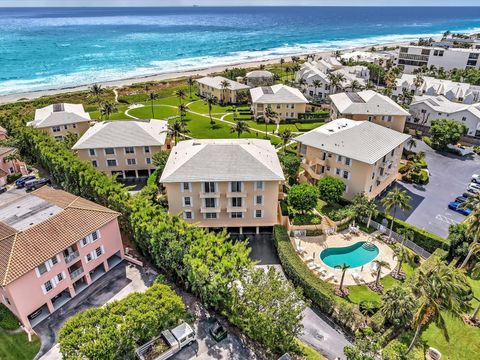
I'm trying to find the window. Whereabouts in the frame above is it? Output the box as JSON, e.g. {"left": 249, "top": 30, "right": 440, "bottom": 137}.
{"left": 64, "top": 125, "right": 68, "bottom": 130}
{"left": 343, "top": 170, "right": 350, "bottom": 180}
{"left": 255, "top": 209, "right": 263, "bottom": 218}
{"left": 204, "top": 213, "right": 217, "bottom": 219}
{"left": 52, "top": 126, "right": 60, "bottom": 133}
{"left": 92, "top": 160, "right": 98, "bottom": 168}
{"left": 50, "top": 255, "right": 58, "bottom": 266}
{"left": 144, "top": 146, "right": 150, "bottom": 153}
{"left": 256, "top": 195, "right": 263, "bottom": 205}
{"left": 372, "top": 172, "right": 376, "bottom": 179}
{"left": 2, "top": 295, "right": 10, "bottom": 305}
{"left": 89, "top": 149, "right": 96, "bottom": 156}
{"left": 230, "top": 181, "right": 243, "bottom": 192}
{"left": 95, "top": 246, "right": 103, "bottom": 257}
{"left": 43, "top": 280, "right": 53, "bottom": 293}
{"left": 127, "top": 158, "right": 136, "bottom": 165}
{"left": 125, "top": 147, "right": 135, "bottom": 154}
{"left": 107, "top": 159, "right": 117, "bottom": 167}
{"left": 382, "top": 155, "right": 387, "bottom": 162}
{"left": 203, "top": 182, "right": 216, "bottom": 193}
{"left": 231, "top": 212, "right": 243, "bottom": 219}
{"left": 462, "top": 116, "right": 467, "bottom": 121}
{"left": 80, "top": 237, "right": 89, "bottom": 247}
{"left": 57, "top": 272, "right": 64, "bottom": 282}
{"left": 382, "top": 115, "right": 392, "bottom": 122}
{"left": 72, "top": 123, "right": 77, "bottom": 128}
{"left": 37, "top": 263, "right": 48, "bottom": 276}
{"left": 335, "top": 168, "right": 341, "bottom": 176}
{"left": 369, "top": 185, "right": 373, "bottom": 192}
{"left": 91, "top": 231, "right": 99, "bottom": 242}
{"left": 336, "top": 155, "right": 342, "bottom": 162}
{"left": 183, "top": 211, "right": 193, "bottom": 220}
{"left": 368, "top": 116, "right": 373, "bottom": 122}
{"left": 391, "top": 149, "right": 395, "bottom": 156}
{"left": 204, "top": 198, "right": 216, "bottom": 208}
{"left": 105, "top": 148, "right": 115, "bottom": 155}
{"left": 345, "top": 157, "right": 351, "bottom": 166}
{"left": 85, "top": 253, "right": 93, "bottom": 263}
{"left": 183, "top": 197, "right": 192, "bottom": 206}
{"left": 232, "top": 197, "right": 243, "bottom": 207}
{"left": 182, "top": 182, "right": 191, "bottom": 192}
{"left": 146, "top": 158, "right": 151, "bottom": 164}
{"left": 255, "top": 181, "right": 264, "bottom": 190}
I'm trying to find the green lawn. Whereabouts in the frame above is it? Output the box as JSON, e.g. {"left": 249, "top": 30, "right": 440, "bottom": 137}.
{"left": 89, "top": 104, "right": 129, "bottom": 120}
{"left": 127, "top": 105, "right": 179, "bottom": 120}
{"left": 0, "top": 332, "right": 41, "bottom": 360}
{"left": 187, "top": 99, "right": 232, "bottom": 114}
{"left": 222, "top": 113, "right": 300, "bottom": 133}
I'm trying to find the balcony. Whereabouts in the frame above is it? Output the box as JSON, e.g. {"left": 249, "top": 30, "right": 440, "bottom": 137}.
{"left": 227, "top": 206, "right": 247, "bottom": 213}
{"left": 70, "top": 267, "right": 84, "bottom": 280}
{"left": 199, "top": 192, "right": 220, "bottom": 199}
{"left": 64, "top": 250, "right": 80, "bottom": 264}
{"left": 200, "top": 206, "right": 221, "bottom": 213}
{"left": 301, "top": 161, "right": 323, "bottom": 180}
{"left": 226, "top": 191, "right": 247, "bottom": 198}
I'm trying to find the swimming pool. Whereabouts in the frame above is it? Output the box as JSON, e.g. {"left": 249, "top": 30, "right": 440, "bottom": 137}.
{"left": 320, "top": 241, "right": 379, "bottom": 268}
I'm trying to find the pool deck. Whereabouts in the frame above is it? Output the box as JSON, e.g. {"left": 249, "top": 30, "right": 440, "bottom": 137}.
{"left": 291, "top": 231, "right": 397, "bottom": 286}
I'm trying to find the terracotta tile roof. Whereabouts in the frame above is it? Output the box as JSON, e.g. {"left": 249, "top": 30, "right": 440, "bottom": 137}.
{"left": 0, "top": 169, "right": 8, "bottom": 179}
{"left": 0, "top": 187, "right": 120, "bottom": 286}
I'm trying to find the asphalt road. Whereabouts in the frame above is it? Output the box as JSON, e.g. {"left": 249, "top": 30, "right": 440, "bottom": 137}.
{"left": 379, "top": 141, "right": 480, "bottom": 239}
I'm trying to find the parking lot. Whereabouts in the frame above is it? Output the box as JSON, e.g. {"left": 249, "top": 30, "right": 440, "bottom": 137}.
{"left": 379, "top": 141, "right": 480, "bottom": 239}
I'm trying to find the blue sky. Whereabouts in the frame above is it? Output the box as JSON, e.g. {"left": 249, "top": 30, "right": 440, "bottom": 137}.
{"left": 2, "top": 0, "right": 480, "bottom": 6}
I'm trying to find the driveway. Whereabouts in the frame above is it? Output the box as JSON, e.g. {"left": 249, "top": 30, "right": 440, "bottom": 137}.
{"left": 379, "top": 141, "right": 480, "bottom": 238}
{"left": 36, "top": 262, "right": 155, "bottom": 360}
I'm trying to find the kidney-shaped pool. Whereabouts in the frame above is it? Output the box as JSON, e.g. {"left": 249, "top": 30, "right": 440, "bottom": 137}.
{"left": 320, "top": 241, "right": 379, "bottom": 268}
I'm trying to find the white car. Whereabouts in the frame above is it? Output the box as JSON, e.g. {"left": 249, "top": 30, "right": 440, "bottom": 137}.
{"left": 467, "top": 183, "right": 480, "bottom": 193}
{"left": 472, "top": 174, "right": 480, "bottom": 183}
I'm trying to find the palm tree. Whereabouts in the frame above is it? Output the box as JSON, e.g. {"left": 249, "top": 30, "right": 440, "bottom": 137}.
{"left": 279, "top": 58, "right": 285, "bottom": 79}
{"left": 381, "top": 188, "right": 412, "bottom": 240}
{"left": 187, "top": 77, "right": 195, "bottom": 99}
{"left": 148, "top": 92, "right": 158, "bottom": 118}
{"left": 175, "top": 89, "right": 186, "bottom": 105}
{"left": 177, "top": 104, "right": 189, "bottom": 123}
{"left": 312, "top": 79, "right": 322, "bottom": 99}
{"left": 364, "top": 201, "right": 378, "bottom": 229}
{"left": 230, "top": 120, "right": 250, "bottom": 138}
{"left": 349, "top": 79, "right": 363, "bottom": 92}
{"left": 264, "top": 105, "right": 277, "bottom": 139}
{"left": 279, "top": 129, "right": 293, "bottom": 153}
{"left": 373, "top": 260, "right": 391, "bottom": 287}
{"left": 333, "top": 50, "right": 342, "bottom": 59}
{"left": 407, "top": 138, "right": 417, "bottom": 151}
{"left": 335, "top": 263, "right": 350, "bottom": 293}
{"left": 99, "top": 102, "right": 117, "bottom": 120}
{"left": 285, "top": 66, "right": 291, "bottom": 82}
{"left": 393, "top": 244, "right": 413, "bottom": 275}
{"left": 220, "top": 80, "right": 231, "bottom": 104}
{"left": 298, "top": 78, "right": 308, "bottom": 93}
{"left": 89, "top": 83, "right": 103, "bottom": 105}
{"left": 166, "top": 120, "right": 189, "bottom": 144}
{"left": 471, "top": 262, "right": 480, "bottom": 321}
{"left": 413, "top": 74, "right": 424, "bottom": 91}
{"left": 397, "top": 227, "right": 414, "bottom": 246}
{"left": 204, "top": 96, "right": 216, "bottom": 125}
{"left": 380, "top": 285, "right": 417, "bottom": 328}
{"left": 458, "top": 210, "right": 480, "bottom": 268}
{"left": 460, "top": 239, "right": 480, "bottom": 269}
{"left": 406, "top": 260, "right": 471, "bottom": 354}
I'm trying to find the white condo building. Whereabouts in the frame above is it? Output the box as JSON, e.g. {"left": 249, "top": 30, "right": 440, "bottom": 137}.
{"left": 397, "top": 45, "right": 480, "bottom": 73}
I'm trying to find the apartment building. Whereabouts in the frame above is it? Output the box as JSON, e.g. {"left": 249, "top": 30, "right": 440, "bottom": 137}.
{"left": 394, "top": 73, "right": 480, "bottom": 104}
{"left": 72, "top": 119, "right": 170, "bottom": 178}
{"left": 27, "top": 103, "right": 91, "bottom": 140}
{"left": 296, "top": 119, "right": 410, "bottom": 200}
{"left": 196, "top": 76, "right": 250, "bottom": 104}
{"left": 329, "top": 90, "right": 410, "bottom": 132}
{"left": 0, "top": 187, "right": 123, "bottom": 332}
{"left": 0, "top": 147, "right": 28, "bottom": 186}
{"left": 250, "top": 84, "right": 308, "bottom": 121}
{"left": 160, "top": 139, "right": 285, "bottom": 234}
{"left": 397, "top": 45, "right": 480, "bottom": 74}
{"left": 0, "top": 126, "right": 7, "bottom": 141}
{"left": 409, "top": 95, "right": 480, "bottom": 138}
{"left": 245, "top": 70, "right": 275, "bottom": 87}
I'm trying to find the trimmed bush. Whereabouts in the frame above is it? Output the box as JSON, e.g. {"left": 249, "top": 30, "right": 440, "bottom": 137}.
{"left": 374, "top": 214, "right": 449, "bottom": 253}
{"left": 0, "top": 304, "right": 19, "bottom": 330}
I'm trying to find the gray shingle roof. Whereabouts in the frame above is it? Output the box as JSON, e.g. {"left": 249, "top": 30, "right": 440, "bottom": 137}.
{"left": 330, "top": 90, "right": 410, "bottom": 116}
{"left": 295, "top": 119, "right": 411, "bottom": 164}
{"left": 160, "top": 139, "right": 284, "bottom": 183}
{"left": 196, "top": 76, "right": 250, "bottom": 91}
{"left": 250, "top": 84, "right": 308, "bottom": 104}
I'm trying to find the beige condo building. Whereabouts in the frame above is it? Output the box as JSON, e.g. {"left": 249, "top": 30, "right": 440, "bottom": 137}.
{"left": 160, "top": 139, "right": 285, "bottom": 234}
{"left": 196, "top": 76, "right": 250, "bottom": 104}
{"left": 250, "top": 84, "right": 309, "bottom": 122}
{"left": 296, "top": 119, "right": 410, "bottom": 200}
{"left": 28, "top": 103, "right": 91, "bottom": 140}
{"left": 329, "top": 90, "right": 410, "bottom": 133}
{"left": 72, "top": 119, "right": 171, "bottom": 178}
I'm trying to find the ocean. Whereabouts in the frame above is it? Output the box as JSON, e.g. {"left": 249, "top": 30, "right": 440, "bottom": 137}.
{"left": 1, "top": 6, "right": 480, "bottom": 95}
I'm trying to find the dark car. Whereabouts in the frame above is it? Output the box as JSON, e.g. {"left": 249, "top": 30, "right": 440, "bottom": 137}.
{"left": 455, "top": 196, "right": 468, "bottom": 204}
{"left": 15, "top": 175, "right": 36, "bottom": 188}
{"left": 25, "top": 178, "right": 51, "bottom": 191}
{"left": 209, "top": 320, "right": 227, "bottom": 342}
{"left": 448, "top": 201, "right": 472, "bottom": 216}
{"left": 0, "top": 186, "right": 6, "bottom": 194}
{"left": 463, "top": 192, "right": 476, "bottom": 199}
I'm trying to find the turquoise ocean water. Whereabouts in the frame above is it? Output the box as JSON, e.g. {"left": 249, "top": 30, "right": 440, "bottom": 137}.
{"left": 1, "top": 7, "right": 480, "bottom": 95}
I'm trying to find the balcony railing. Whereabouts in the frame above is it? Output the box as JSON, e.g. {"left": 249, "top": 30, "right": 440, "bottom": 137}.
{"left": 199, "top": 192, "right": 220, "bottom": 198}
{"left": 70, "top": 267, "right": 84, "bottom": 280}
{"left": 64, "top": 250, "right": 80, "bottom": 264}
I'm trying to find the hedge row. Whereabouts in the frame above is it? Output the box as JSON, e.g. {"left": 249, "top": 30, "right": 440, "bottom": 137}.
{"left": 375, "top": 214, "right": 449, "bottom": 253}
{"left": 0, "top": 304, "right": 19, "bottom": 330}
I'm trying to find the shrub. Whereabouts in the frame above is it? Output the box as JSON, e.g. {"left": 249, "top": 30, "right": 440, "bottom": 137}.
{"left": 288, "top": 183, "right": 319, "bottom": 214}
{"left": 422, "top": 136, "right": 432, "bottom": 147}
{"left": 474, "top": 146, "right": 480, "bottom": 155}
{"left": 6, "top": 173, "right": 22, "bottom": 184}
{"left": 0, "top": 304, "right": 19, "bottom": 330}
{"left": 323, "top": 205, "right": 356, "bottom": 221}
{"left": 317, "top": 176, "right": 346, "bottom": 204}
{"left": 430, "top": 118, "right": 467, "bottom": 150}
{"left": 359, "top": 300, "right": 380, "bottom": 316}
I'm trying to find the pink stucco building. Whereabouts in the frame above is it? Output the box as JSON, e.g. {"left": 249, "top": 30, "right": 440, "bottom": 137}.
{"left": 0, "top": 187, "right": 124, "bottom": 333}
{"left": 0, "top": 146, "right": 28, "bottom": 186}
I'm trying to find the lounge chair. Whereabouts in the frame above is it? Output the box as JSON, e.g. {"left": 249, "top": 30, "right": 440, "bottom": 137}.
{"left": 303, "top": 255, "right": 314, "bottom": 263}
{"left": 323, "top": 273, "right": 335, "bottom": 281}
{"left": 352, "top": 272, "right": 361, "bottom": 282}
{"left": 307, "top": 262, "right": 319, "bottom": 270}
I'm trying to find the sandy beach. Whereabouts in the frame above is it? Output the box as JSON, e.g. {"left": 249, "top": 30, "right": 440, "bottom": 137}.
{"left": 0, "top": 41, "right": 409, "bottom": 105}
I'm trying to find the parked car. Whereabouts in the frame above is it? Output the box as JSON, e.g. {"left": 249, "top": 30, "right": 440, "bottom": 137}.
{"left": 463, "top": 191, "right": 476, "bottom": 198}
{"left": 467, "top": 183, "right": 480, "bottom": 194}
{"left": 25, "top": 178, "right": 51, "bottom": 191}
{"left": 209, "top": 320, "right": 227, "bottom": 342}
{"left": 455, "top": 196, "right": 468, "bottom": 204}
{"left": 0, "top": 186, "right": 6, "bottom": 194}
{"left": 15, "top": 175, "right": 36, "bottom": 188}
{"left": 472, "top": 174, "right": 480, "bottom": 183}
{"left": 448, "top": 201, "right": 472, "bottom": 216}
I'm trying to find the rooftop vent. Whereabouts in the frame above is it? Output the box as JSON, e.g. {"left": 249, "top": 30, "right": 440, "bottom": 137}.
{"left": 345, "top": 92, "right": 365, "bottom": 103}
{"left": 261, "top": 87, "right": 274, "bottom": 95}
{"left": 52, "top": 103, "right": 65, "bottom": 112}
